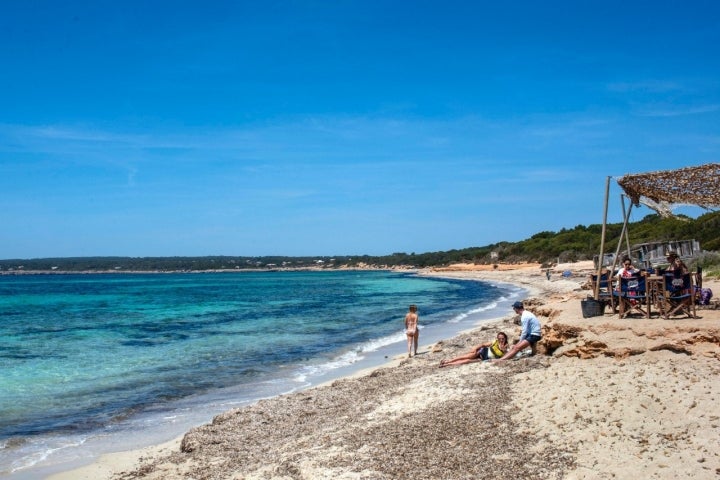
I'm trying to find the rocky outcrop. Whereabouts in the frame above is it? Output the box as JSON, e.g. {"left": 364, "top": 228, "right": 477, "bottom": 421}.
{"left": 535, "top": 299, "right": 720, "bottom": 360}
{"left": 516, "top": 290, "right": 720, "bottom": 361}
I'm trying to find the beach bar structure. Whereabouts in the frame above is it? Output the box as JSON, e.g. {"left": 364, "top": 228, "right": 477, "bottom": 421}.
{"left": 594, "top": 239, "right": 702, "bottom": 270}
{"left": 592, "top": 163, "right": 720, "bottom": 301}
{"left": 630, "top": 239, "right": 701, "bottom": 268}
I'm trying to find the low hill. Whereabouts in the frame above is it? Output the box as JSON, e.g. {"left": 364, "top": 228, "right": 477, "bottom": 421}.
{"left": 2, "top": 211, "right": 719, "bottom": 273}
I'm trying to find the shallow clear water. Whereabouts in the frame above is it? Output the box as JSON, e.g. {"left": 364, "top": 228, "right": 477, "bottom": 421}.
{"left": 0, "top": 270, "right": 523, "bottom": 477}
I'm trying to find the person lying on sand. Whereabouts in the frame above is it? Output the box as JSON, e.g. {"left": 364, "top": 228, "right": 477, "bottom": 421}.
{"left": 439, "top": 331, "right": 508, "bottom": 367}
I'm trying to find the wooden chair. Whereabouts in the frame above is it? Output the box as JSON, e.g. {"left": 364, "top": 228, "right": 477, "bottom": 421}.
{"left": 590, "top": 272, "right": 615, "bottom": 313}
{"left": 656, "top": 272, "right": 696, "bottom": 319}
{"left": 613, "top": 274, "right": 650, "bottom": 318}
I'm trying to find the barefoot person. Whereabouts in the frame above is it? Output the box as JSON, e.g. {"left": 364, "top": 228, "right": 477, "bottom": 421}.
{"left": 439, "top": 332, "right": 509, "bottom": 367}
{"left": 497, "top": 301, "right": 542, "bottom": 361}
{"left": 404, "top": 304, "right": 419, "bottom": 357}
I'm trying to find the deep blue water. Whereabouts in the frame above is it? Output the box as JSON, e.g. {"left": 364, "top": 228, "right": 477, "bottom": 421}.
{"left": 0, "top": 270, "right": 523, "bottom": 477}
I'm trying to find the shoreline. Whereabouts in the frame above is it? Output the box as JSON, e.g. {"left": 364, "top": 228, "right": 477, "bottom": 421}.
{"left": 9, "top": 270, "right": 524, "bottom": 479}
{"left": 43, "top": 262, "right": 720, "bottom": 478}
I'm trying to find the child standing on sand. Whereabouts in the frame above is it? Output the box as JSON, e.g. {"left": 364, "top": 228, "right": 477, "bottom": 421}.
{"left": 404, "top": 304, "right": 419, "bottom": 358}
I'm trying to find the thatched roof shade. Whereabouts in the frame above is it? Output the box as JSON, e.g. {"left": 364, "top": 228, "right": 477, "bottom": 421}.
{"left": 617, "top": 163, "right": 720, "bottom": 216}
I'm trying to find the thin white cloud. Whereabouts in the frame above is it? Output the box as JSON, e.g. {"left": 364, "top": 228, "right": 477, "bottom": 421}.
{"left": 635, "top": 103, "right": 720, "bottom": 117}
{"left": 0, "top": 123, "right": 149, "bottom": 146}
{"left": 607, "top": 80, "right": 685, "bottom": 94}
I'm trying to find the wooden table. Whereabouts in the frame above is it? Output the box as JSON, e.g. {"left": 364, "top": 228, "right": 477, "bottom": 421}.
{"left": 646, "top": 275, "right": 665, "bottom": 317}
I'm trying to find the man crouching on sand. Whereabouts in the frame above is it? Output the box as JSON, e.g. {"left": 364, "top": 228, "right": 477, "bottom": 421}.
{"left": 496, "top": 301, "right": 542, "bottom": 361}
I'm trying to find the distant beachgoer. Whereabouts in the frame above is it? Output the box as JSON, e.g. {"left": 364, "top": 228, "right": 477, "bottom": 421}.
{"left": 438, "top": 332, "right": 509, "bottom": 367}
{"left": 404, "top": 304, "right": 419, "bottom": 358}
{"left": 496, "top": 301, "right": 541, "bottom": 361}
{"left": 546, "top": 269, "right": 551, "bottom": 280}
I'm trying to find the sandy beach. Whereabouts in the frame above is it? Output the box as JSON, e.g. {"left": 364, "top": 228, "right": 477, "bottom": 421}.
{"left": 49, "top": 261, "right": 720, "bottom": 479}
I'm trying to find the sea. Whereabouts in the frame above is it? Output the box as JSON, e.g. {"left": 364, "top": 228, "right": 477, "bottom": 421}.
{"left": 0, "top": 270, "right": 526, "bottom": 478}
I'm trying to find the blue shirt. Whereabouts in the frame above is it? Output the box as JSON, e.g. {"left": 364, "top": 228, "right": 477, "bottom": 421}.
{"left": 520, "top": 310, "right": 542, "bottom": 340}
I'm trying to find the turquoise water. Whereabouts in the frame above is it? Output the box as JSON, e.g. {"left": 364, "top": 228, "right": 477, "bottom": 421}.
{"left": 0, "top": 270, "right": 523, "bottom": 477}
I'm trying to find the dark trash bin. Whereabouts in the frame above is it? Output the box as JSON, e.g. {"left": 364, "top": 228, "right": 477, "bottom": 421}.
{"left": 581, "top": 297, "right": 605, "bottom": 318}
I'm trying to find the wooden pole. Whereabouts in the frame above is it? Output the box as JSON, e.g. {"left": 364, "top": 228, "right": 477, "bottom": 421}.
{"left": 595, "top": 176, "right": 611, "bottom": 300}
{"left": 620, "top": 194, "right": 632, "bottom": 258}
{"left": 610, "top": 199, "right": 633, "bottom": 277}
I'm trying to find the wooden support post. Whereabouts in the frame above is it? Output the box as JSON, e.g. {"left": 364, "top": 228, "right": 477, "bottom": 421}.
{"left": 594, "top": 176, "right": 611, "bottom": 300}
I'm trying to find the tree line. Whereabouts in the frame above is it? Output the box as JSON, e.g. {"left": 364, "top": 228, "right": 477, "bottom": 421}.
{"left": 2, "top": 211, "right": 718, "bottom": 272}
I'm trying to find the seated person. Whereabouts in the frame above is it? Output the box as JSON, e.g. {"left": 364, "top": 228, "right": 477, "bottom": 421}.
{"left": 665, "top": 251, "right": 689, "bottom": 275}
{"left": 664, "top": 252, "right": 693, "bottom": 297}
{"left": 439, "top": 332, "right": 508, "bottom": 367}
{"left": 496, "top": 302, "right": 542, "bottom": 361}
{"left": 615, "top": 256, "right": 641, "bottom": 285}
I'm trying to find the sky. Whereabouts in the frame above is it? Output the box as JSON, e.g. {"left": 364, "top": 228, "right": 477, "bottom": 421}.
{"left": 1, "top": 1, "right": 719, "bottom": 259}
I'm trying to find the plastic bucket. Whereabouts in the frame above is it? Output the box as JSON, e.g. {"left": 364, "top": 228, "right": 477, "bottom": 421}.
{"left": 581, "top": 298, "right": 605, "bottom": 318}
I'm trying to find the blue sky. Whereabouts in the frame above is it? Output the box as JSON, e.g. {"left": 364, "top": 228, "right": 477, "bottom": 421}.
{"left": 1, "top": 1, "right": 719, "bottom": 258}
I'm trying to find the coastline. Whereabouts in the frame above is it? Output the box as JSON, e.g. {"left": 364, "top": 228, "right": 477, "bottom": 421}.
{"left": 47, "top": 261, "right": 720, "bottom": 479}
{"left": 13, "top": 268, "right": 522, "bottom": 479}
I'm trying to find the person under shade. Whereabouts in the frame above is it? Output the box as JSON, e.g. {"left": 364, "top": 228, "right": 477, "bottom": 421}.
{"left": 615, "top": 256, "right": 641, "bottom": 283}
{"left": 438, "top": 332, "right": 509, "bottom": 367}
{"left": 665, "top": 251, "right": 689, "bottom": 275}
{"left": 495, "top": 301, "right": 542, "bottom": 361}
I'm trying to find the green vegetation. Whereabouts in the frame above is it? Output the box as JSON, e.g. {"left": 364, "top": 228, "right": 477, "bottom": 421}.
{"left": 2, "top": 211, "right": 719, "bottom": 275}
{"left": 695, "top": 251, "right": 720, "bottom": 278}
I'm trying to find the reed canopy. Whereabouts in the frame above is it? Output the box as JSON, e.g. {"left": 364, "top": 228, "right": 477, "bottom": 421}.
{"left": 617, "top": 163, "right": 720, "bottom": 216}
